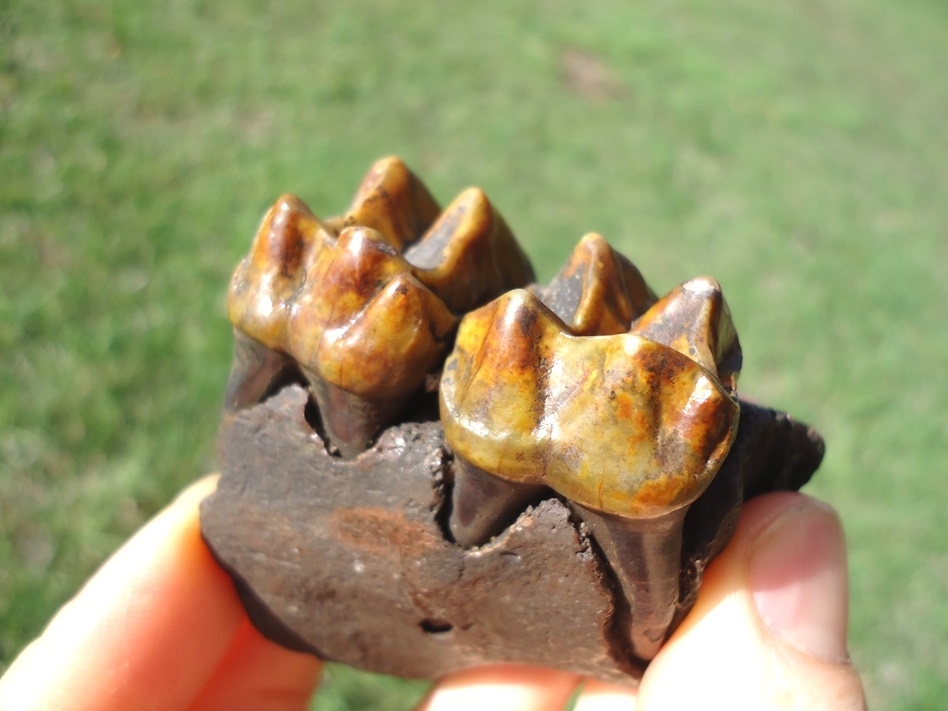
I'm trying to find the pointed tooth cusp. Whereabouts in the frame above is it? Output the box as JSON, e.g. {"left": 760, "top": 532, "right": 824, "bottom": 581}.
{"left": 631, "top": 277, "right": 742, "bottom": 395}
{"left": 440, "top": 287, "right": 741, "bottom": 660}
{"left": 227, "top": 194, "right": 332, "bottom": 351}
{"left": 329, "top": 156, "right": 442, "bottom": 251}
{"left": 440, "top": 288, "right": 739, "bottom": 517}
{"left": 403, "top": 187, "right": 535, "bottom": 314}
{"left": 530, "top": 233, "right": 658, "bottom": 336}
{"left": 288, "top": 226, "right": 458, "bottom": 457}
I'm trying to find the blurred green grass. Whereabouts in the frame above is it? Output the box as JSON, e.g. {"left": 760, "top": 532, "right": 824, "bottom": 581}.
{"left": 2, "top": 0, "right": 946, "bottom": 708}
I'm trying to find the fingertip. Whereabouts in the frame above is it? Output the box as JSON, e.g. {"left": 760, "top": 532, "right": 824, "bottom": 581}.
{"left": 748, "top": 495, "right": 850, "bottom": 663}
{"left": 418, "top": 665, "right": 582, "bottom": 711}
{"left": 190, "top": 617, "right": 323, "bottom": 710}
{"left": 0, "top": 474, "right": 244, "bottom": 711}
{"left": 639, "top": 492, "right": 866, "bottom": 710}
{"left": 572, "top": 679, "right": 638, "bottom": 711}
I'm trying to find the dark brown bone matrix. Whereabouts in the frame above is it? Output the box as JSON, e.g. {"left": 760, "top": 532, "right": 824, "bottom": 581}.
{"left": 200, "top": 157, "right": 824, "bottom": 684}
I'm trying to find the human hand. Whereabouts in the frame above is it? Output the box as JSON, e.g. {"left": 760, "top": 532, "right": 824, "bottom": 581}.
{"left": 0, "top": 478, "right": 866, "bottom": 711}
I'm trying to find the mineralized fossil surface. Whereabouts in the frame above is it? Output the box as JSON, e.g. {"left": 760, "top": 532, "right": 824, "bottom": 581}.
{"left": 200, "top": 156, "right": 825, "bottom": 684}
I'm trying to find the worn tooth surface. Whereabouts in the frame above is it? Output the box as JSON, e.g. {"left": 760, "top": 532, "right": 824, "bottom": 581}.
{"left": 529, "top": 233, "right": 658, "bottom": 335}
{"left": 404, "top": 187, "right": 535, "bottom": 313}
{"left": 327, "top": 156, "right": 442, "bottom": 251}
{"left": 440, "top": 288, "right": 740, "bottom": 660}
{"left": 630, "top": 277, "right": 742, "bottom": 395}
{"left": 224, "top": 195, "right": 332, "bottom": 410}
{"left": 288, "top": 226, "right": 458, "bottom": 458}
{"left": 224, "top": 158, "right": 536, "bottom": 457}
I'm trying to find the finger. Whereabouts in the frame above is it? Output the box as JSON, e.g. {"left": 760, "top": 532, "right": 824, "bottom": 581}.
{"left": 417, "top": 665, "right": 582, "bottom": 711}
{"left": 638, "top": 492, "right": 866, "bottom": 711}
{"left": 0, "top": 475, "right": 246, "bottom": 711}
{"left": 189, "top": 617, "right": 322, "bottom": 710}
{"left": 572, "top": 679, "right": 637, "bottom": 710}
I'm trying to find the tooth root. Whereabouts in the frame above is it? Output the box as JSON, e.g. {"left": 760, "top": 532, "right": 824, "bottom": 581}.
{"left": 304, "top": 373, "right": 401, "bottom": 459}
{"left": 575, "top": 504, "right": 688, "bottom": 662}
{"left": 224, "top": 330, "right": 297, "bottom": 412}
{"left": 450, "top": 457, "right": 546, "bottom": 548}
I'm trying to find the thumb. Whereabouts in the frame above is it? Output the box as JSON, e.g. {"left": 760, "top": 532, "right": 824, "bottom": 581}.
{"left": 639, "top": 492, "right": 866, "bottom": 710}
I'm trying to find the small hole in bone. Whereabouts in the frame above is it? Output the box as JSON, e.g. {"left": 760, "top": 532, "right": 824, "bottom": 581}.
{"left": 419, "top": 618, "right": 453, "bottom": 635}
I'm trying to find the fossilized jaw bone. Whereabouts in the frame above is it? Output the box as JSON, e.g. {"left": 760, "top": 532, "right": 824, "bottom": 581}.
{"left": 226, "top": 158, "right": 534, "bottom": 457}
{"left": 440, "top": 283, "right": 741, "bottom": 662}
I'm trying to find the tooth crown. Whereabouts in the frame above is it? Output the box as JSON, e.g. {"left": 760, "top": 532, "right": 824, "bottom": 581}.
{"left": 325, "top": 155, "right": 442, "bottom": 251}
{"left": 440, "top": 288, "right": 740, "bottom": 518}
{"left": 289, "top": 226, "right": 458, "bottom": 400}
{"left": 226, "top": 157, "right": 536, "bottom": 446}
{"left": 227, "top": 195, "right": 333, "bottom": 350}
{"left": 530, "top": 233, "right": 659, "bottom": 336}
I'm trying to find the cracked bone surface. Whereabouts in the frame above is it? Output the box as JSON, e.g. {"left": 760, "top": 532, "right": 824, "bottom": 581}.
{"left": 440, "top": 279, "right": 741, "bottom": 661}
{"left": 226, "top": 156, "right": 534, "bottom": 457}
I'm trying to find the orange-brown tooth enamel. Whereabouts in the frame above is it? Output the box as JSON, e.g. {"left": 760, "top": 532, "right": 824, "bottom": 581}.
{"left": 440, "top": 287, "right": 740, "bottom": 661}
{"left": 227, "top": 194, "right": 331, "bottom": 351}
{"left": 224, "top": 195, "right": 333, "bottom": 410}
{"left": 631, "top": 277, "right": 741, "bottom": 395}
{"left": 225, "top": 158, "right": 535, "bottom": 458}
{"left": 530, "top": 233, "right": 658, "bottom": 335}
{"left": 404, "top": 187, "right": 535, "bottom": 312}
{"left": 327, "top": 156, "right": 442, "bottom": 251}
{"left": 286, "top": 226, "right": 457, "bottom": 457}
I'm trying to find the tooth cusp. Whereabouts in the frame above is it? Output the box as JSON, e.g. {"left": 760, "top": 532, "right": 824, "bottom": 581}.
{"left": 227, "top": 194, "right": 331, "bottom": 350}
{"left": 530, "top": 233, "right": 658, "bottom": 336}
{"left": 329, "top": 156, "right": 442, "bottom": 251}
{"left": 405, "top": 187, "right": 535, "bottom": 313}
{"left": 440, "top": 289, "right": 740, "bottom": 519}
{"left": 630, "top": 276, "right": 742, "bottom": 396}
{"left": 228, "top": 158, "right": 538, "bottom": 457}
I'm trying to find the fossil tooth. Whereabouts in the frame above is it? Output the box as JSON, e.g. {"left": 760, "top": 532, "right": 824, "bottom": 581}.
{"left": 529, "top": 233, "right": 658, "bottom": 335}
{"left": 228, "top": 194, "right": 331, "bottom": 350}
{"left": 224, "top": 195, "right": 333, "bottom": 410}
{"left": 327, "top": 156, "right": 442, "bottom": 251}
{"left": 404, "top": 187, "right": 535, "bottom": 313}
{"left": 225, "top": 159, "right": 535, "bottom": 457}
{"left": 440, "top": 288, "right": 740, "bottom": 660}
{"left": 288, "top": 226, "right": 459, "bottom": 458}
{"left": 631, "top": 277, "right": 741, "bottom": 395}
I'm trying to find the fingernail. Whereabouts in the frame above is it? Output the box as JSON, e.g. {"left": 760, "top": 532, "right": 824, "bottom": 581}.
{"left": 749, "top": 499, "right": 850, "bottom": 663}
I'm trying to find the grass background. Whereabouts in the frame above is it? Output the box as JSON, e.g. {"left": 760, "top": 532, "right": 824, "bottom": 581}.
{"left": 2, "top": 0, "right": 946, "bottom": 707}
